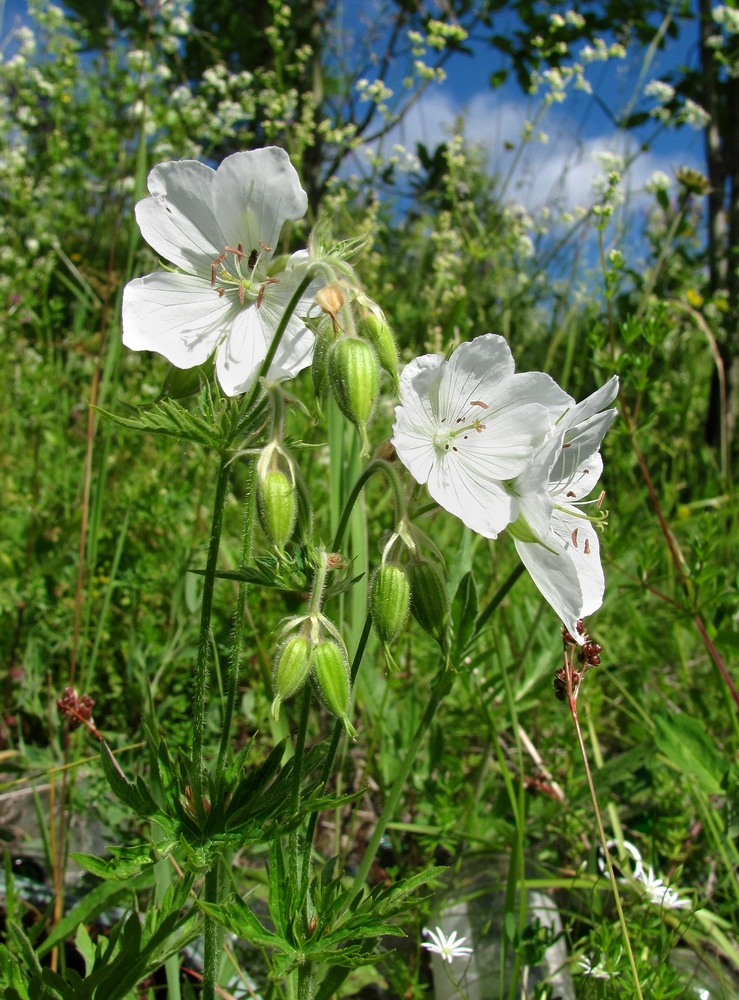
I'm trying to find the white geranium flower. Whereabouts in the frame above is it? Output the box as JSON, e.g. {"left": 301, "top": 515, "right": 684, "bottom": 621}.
{"left": 392, "top": 335, "right": 562, "bottom": 539}
{"left": 639, "top": 867, "right": 691, "bottom": 910}
{"left": 508, "top": 376, "right": 619, "bottom": 639}
{"left": 122, "top": 147, "right": 321, "bottom": 396}
{"left": 422, "top": 927, "right": 473, "bottom": 964}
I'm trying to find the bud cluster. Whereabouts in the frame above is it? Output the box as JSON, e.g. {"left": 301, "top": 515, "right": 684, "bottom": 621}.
{"left": 271, "top": 617, "right": 357, "bottom": 738}
{"left": 369, "top": 550, "right": 450, "bottom": 667}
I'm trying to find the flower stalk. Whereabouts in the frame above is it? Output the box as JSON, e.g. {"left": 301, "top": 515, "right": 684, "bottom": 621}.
{"left": 192, "top": 452, "right": 231, "bottom": 816}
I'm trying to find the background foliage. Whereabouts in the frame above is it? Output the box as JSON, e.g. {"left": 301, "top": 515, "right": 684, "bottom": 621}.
{"left": 1, "top": 0, "right": 738, "bottom": 997}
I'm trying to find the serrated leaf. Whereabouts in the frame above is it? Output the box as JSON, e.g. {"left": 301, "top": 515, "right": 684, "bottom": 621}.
{"left": 37, "top": 968, "right": 77, "bottom": 999}
{"left": 94, "top": 399, "right": 222, "bottom": 449}
{"left": 72, "top": 838, "right": 173, "bottom": 882}
{"left": 378, "top": 865, "right": 447, "bottom": 908}
{"left": 199, "top": 899, "right": 285, "bottom": 950}
{"left": 99, "top": 743, "right": 151, "bottom": 814}
{"left": 8, "top": 921, "right": 43, "bottom": 977}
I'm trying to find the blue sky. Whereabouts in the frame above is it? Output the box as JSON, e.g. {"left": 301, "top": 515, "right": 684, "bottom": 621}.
{"left": 358, "top": 5, "right": 706, "bottom": 219}
{"left": 2, "top": 0, "right": 706, "bottom": 221}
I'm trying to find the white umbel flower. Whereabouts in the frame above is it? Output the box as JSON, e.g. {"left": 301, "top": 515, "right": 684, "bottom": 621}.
{"left": 123, "top": 147, "right": 321, "bottom": 395}
{"left": 392, "top": 334, "right": 561, "bottom": 539}
{"left": 422, "top": 926, "right": 474, "bottom": 964}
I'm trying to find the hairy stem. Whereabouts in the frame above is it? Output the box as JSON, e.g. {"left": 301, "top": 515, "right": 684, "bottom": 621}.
{"left": 192, "top": 454, "right": 231, "bottom": 815}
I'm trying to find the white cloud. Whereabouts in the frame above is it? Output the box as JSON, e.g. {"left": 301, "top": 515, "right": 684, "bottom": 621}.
{"left": 364, "top": 87, "right": 703, "bottom": 217}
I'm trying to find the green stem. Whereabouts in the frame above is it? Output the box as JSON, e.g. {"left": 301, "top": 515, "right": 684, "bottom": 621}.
{"left": 300, "top": 614, "right": 373, "bottom": 888}
{"left": 289, "top": 686, "right": 312, "bottom": 887}
{"left": 332, "top": 459, "right": 407, "bottom": 551}
{"left": 216, "top": 457, "right": 256, "bottom": 784}
{"left": 568, "top": 684, "right": 644, "bottom": 999}
{"left": 471, "top": 562, "right": 525, "bottom": 642}
{"left": 192, "top": 453, "right": 231, "bottom": 815}
{"left": 341, "top": 661, "right": 455, "bottom": 914}
{"left": 297, "top": 963, "right": 313, "bottom": 1000}
{"left": 201, "top": 864, "right": 220, "bottom": 1000}
{"left": 239, "top": 269, "right": 319, "bottom": 421}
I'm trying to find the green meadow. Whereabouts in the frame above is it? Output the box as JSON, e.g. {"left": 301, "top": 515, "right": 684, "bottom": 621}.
{"left": 1, "top": 2, "right": 738, "bottom": 997}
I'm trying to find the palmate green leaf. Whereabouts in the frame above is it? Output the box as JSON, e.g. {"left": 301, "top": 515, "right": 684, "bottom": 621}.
{"left": 75, "top": 925, "right": 96, "bottom": 977}
{"left": 368, "top": 865, "right": 447, "bottom": 912}
{"left": 94, "top": 399, "right": 223, "bottom": 449}
{"left": 311, "top": 920, "right": 403, "bottom": 953}
{"left": 72, "top": 837, "right": 177, "bottom": 881}
{"left": 198, "top": 897, "right": 285, "bottom": 950}
{"left": 74, "top": 899, "right": 199, "bottom": 1000}
{"left": 225, "top": 739, "right": 286, "bottom": 822}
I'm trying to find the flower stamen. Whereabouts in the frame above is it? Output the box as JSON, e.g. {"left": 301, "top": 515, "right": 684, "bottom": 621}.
{"left": 257, "top": 277, "right": 280, "bottom": 308}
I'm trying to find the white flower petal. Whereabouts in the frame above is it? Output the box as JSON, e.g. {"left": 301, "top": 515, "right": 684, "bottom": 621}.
{"left": 215, "top": 265, "right": 317, "bottom": 395}
{"left": 214, "top": 148, "right": 308, "bottom": 263}
{"left": 437, "top": 334, "right": 515, "bottom": 414}
{"left": 122, "top": 271, "right": 236, "bottom": 368}
{"left": 427, "top": 453, "right": 515, "bottom": 538}
{"left": 551, "top": 504, "right": 604, "bottom": 616}
{"left": 514, "top": 533, "right": 584, "bottom": 637}
{"left": 135, "top": 160, "right": 225, "bottom": 280}
{"left": 567, "top": 375, "right": 619, "bottom": 425}
{"left": 552, "top": 452, "right": 603, "bottom": 503}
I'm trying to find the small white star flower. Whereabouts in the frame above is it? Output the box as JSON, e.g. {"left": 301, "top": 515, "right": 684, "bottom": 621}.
{"left": 578, "top": 953, "right": 618, "bottom": 979}
{"left": 122, "top": 147, "right": 322, "bottom": 396}
{"left": 508, "top": 376, "right": 619, "bottom": 640}
{"left": 392, "top": 335, "right": 562, "bottom": 539}
{"left": 598, "top": 838, "right": 644, "bottom": 881}
{"left": 422, "top": 926, "right": 474, "bottom": 964}
{"left": 639, "top": 867, "right": 691, "bottom": 910}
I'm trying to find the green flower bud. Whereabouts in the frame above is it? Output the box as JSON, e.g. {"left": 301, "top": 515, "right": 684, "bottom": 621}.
{"left": 292, "top": 472, "right": 314, "bottom": 543}
{"left": 312, "top": 322, "right": 335, "bottom": 401}
{"left": 329, "top": 337, "right": 379, "bottom": 454}
{"left": 409, "top": 559, "right": 449, "bottom": 646}
{"left": 357, "top": 314, "right": 399, "bottom": 388}
{"left": 311, "top": 640, "right": 357, "bottom": 738}
{"left": 370, "top": 563, "right": 410, "bottom": 645}
{"left": 258, "top": 469, "right": 296, "bottom": 549}
{"left": 272, "top": 634, "right": 312, "bottom": 719}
